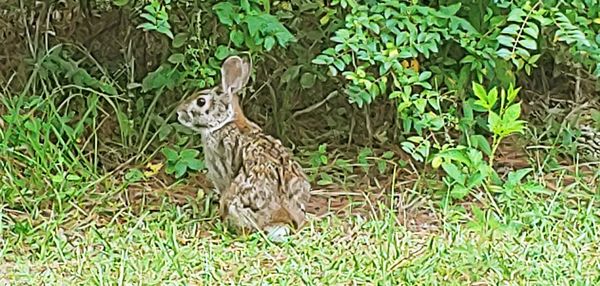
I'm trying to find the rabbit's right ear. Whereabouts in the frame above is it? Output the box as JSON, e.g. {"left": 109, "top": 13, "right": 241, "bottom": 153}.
{"left": 221, "top": 55, "right": 251, "bottom": 96}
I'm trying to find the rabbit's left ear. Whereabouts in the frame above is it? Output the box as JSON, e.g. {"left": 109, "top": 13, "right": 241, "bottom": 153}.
{"left": 221, "top": 55, "right": 251, "bottom": 96}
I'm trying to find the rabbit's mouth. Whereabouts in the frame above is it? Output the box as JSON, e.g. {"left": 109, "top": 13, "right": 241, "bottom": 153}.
{"left": 177, "top": 111, "right": 206, "bottom": 130}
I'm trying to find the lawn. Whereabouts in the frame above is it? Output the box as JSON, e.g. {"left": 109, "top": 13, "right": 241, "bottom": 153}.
{"left": 1, "top": 161, "right": 599, "bottom": 285}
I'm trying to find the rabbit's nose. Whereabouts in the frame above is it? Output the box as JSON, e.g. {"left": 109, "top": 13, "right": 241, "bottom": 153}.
{"left": 177, "top": 110, "right": 191, "bottom": 123}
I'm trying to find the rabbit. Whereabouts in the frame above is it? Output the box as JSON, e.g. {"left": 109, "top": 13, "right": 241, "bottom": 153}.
{"left": 176, "top": 55, "right": 311, "bottom": 239}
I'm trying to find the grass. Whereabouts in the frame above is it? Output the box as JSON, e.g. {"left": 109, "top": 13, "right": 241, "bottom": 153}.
{"left": 1, "top": 160, "right": 600, "bottom": 285}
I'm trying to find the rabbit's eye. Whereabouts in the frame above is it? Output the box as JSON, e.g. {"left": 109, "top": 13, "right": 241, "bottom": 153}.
{"left": 196, "top": 98, "right": 206, "bottom": 107}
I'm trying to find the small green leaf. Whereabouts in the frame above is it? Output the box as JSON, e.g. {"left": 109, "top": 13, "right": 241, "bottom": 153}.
{"left": 519, "top": 38, "right": 537, "bottom": 50}
{"left": 523, "top": 24, "right": 539, "bottom": 39}
{"left": 497, "top": 35, "right": 515, "bottom": 47}
{"left": 312, "top": 55, "right": 333, "bottom": 65}
{"left": 450, "top": 184, "right": 470, "bottom": 199}
{"left": 377, "top": 160, "right": 387, "bottom": 173}
{"left": 186, "top": 158, "right": 205, "bottom": 170}
{"left": 140, "top": 13, "right": 157, "bottom": 24}
{"left": 137, "top": 22, "right": 157, "bottom": 31}
{"left": 501, "top": 24, "right": 520, "bottom": 36}
{"left": 168, "top": 53, "right": 185, "bottom": 64}
{"left": 466, "top": 171, "right": 485, "bottom": 189}
{"left": 442, "top": 162, "right": 466, "bottom": 185}
{"left": 432, "top": 156, "right": 443, "bottom": 169}
{"left": 507, "top": 168, "right": 532, "bottom": 185}
{"left": 496, "top": 48, "right": 512, "bottom": 60}
{"left": 487, "top": 86, "right": 498, "bottom": 108}
{"left": 507, "top": 8, "right": 526, "bottom": 22}
{"left": 180, "top": 149, "right": 199, "bottom": 159}
{"left": 281, "top": 65, "right": 301, "bottom": 83}
{"left": 215, "top": 45, "right": 230, "bottom": 60}
{"left": 230, "top": 30, "right": 245, "bottom": 47}
{"left": 172, "top": 33, "right": 187, "bottom": 48}
{"left": 213, "top": 2, "right": 237, "bottom": 26}
{"left": 503, "top": 103, "right": 522, "bottom": 121}
{"left": 300, "top": 73, "right": 316, "bottom": 89}
{"left": 113, "top": 0, "right": 129, "bottom": 7}
{"left": 264, "top": 36, "right": 276, "bottom": 51}
{"left": 66, "top": 174, "right": 82, "bottom": 181}
{"left": 382, "top": 151, "right": 394, "bottom": 159}
{"left": 439, "top": 3, "right": 461, "bottom": 17}
{"left": 470, "top": 135, "right": 492, "bottom": 156}
{"left": 472, "top": 82, "right": 487, "bottom": 102}
{"left": 488, "top": 111, "right": 502, "bottom": 134}
{"left": 162, "top": 147, "right": 179, "bottom": 161}
{"left": 174, "top": 161, "right": 188, "bottom": 178}
{"left": 418, "top": 71, "right": 432, "bottom": 81}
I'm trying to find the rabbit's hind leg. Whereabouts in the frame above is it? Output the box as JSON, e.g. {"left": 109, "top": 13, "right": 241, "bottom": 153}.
{"left": 219, "top": 176, "right": 268, "bottom": 233}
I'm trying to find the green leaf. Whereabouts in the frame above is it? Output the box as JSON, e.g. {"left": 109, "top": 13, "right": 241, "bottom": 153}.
{"left": 496, "top": 48, "right": 512, "bottom": 60}
{"left": 507, "top": 8, "right": 526, "bottom": 22}
{"left": 167, "top": 53, "right": 185, "bottom": 64}
{"left": 137, "top": 22, "right": 157, "bottom": 31}
{"left": 264, "top": 36, "right": 276, "bottom": 51}
{"left": 418, "top": 71, "right": 432, "bottom": 81}
{"left": 213, "top": 2, "right": 237, "bottom": 26}
{"left": 523, "top": 24, "right": 539, "bottom": 39}
{"left": 466, "top": 171, "right": 485, "bottom": 189}
{"left": 519, "top": 38, "right": 537, "bottom": 50}
{"left": 172, "top": 33, "right": 187, "bottom": 48}
{"left": 156, "top": 26, "right": 174, "bottom": 39}
{"left": 503, "top": 103, "right": 521, "bottom": 122}
{"left": 441, "top": 162, "right": 466, "bottom": 185}
{"left": 501, "top": 24, "right": 520, "bottom": 36}
{"left": 125, "top": 169, "right": 144, "bottom": 182}
{"left": 432, "top": 156, "right": 443, "bottom": 169}
{"left": 377, "top": 160, "right": 387, "bottom": 173}
{"left": 312, "top": 55, "right": 333, "bottom": 65}
{"left": 300, "top": 73, "right": 316, "bottom": 89}
{"left": 174, "top": 161, "right": 188, "bottom": 178}
{"left": 162, "top": 147, "right": 178, "bottom": 161}
{"left": 66, "top": 174, "right": 82, "bottom": 181}
{"left": 497, "top": 35, "right": 515, "bottom": 47}
{"left": 113, "top": 0, "right": 129, "bottom": 7}
{"left": 185, "top": 158, "right": 205, "bottom": 170}
{"left": 281, "top": 65, "right": 301, "bottom": 83}
{"left": 438, "top": 149, "right": 470, "bottom": 166}
{"left": 488, "top": 111, "right": 502, "bottom": 134}
{"left": 487, "top": 86, "right": 498, "bottom": 108}
{"left": 472, "top": 82, "right": 487, "bottom": 102}
{"left": 140, "top": 13, "right": 157, "bottom": 24}
{"left": 180, "top": 149, "right": 199, "bottom": 159}
{"left": 100, "top": 83, "right": 118, "bottom": 95}
{"left": 439, "top": 3, "right": 461, "bottom": 17}
{"left": 450, "top": 184, "right": 470, "bottom": 199}
{"left": 215, "top": 45, "right": 230, "bottom": 60}
{"left": 507, "top": 168, "right": 532, "bottom": 185}
{"left": 470, "top": 135, "right": 492, "bottom": 156}
{"left": 382, "top": 151, "right": 394, "bottom": 159}
{"left": 230, "top": 30, "right": 245, "bottom": 47}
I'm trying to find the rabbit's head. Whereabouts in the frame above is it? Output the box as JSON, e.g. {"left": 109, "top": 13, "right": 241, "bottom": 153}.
{"left": 177, "top": 55, "right": 251, "bottom": 132}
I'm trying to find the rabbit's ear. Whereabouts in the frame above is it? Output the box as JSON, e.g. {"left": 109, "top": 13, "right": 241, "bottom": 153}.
{"left": 221, "top": 55, "right": 251, "bottom": 96}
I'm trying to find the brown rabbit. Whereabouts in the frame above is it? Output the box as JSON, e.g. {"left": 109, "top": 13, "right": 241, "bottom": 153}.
{"left": 176, "top": 55, "right": 311, "bottom": 239}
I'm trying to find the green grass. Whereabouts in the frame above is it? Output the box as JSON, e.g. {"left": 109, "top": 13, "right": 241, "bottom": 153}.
{"left": 1, "top": 173, "right": 599, "bottom": 285}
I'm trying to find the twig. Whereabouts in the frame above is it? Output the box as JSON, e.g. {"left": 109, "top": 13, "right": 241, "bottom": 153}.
{"left": 291, "top": 90, "right": 338, "bottom": 119}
